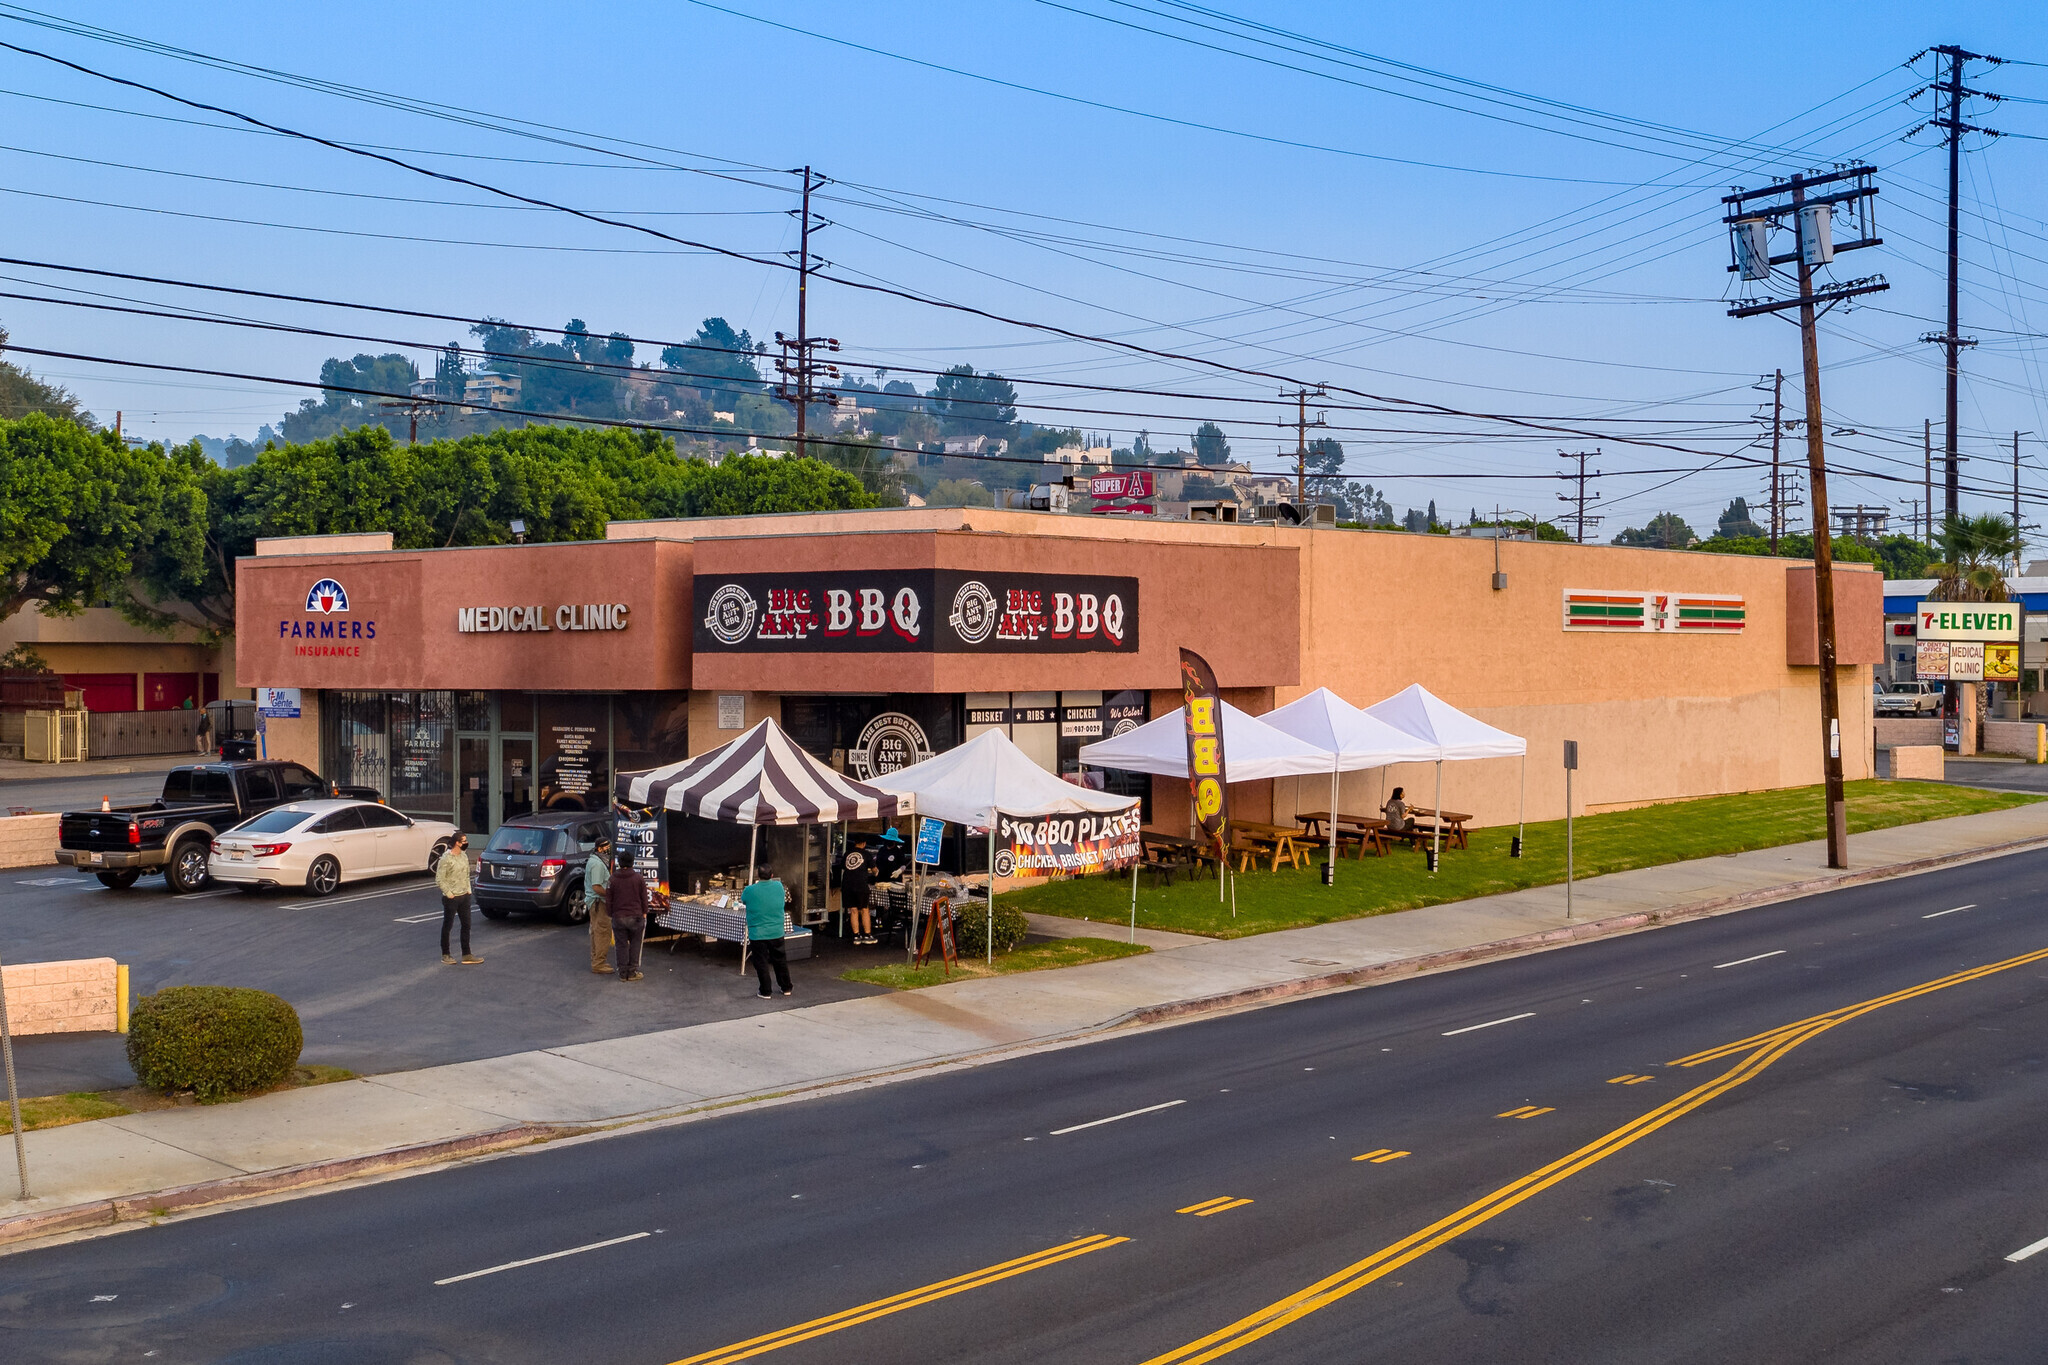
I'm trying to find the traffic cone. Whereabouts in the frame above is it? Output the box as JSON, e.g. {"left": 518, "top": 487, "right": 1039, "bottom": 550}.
{"left": 101, "top": 795, "right": 111, "bottom": 812}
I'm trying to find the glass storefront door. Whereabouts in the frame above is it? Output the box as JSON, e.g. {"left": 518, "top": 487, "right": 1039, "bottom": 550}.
{"left": 500, "top": 738, "right": 534, "bottom": 824}
{"left": 458, "top": 737, "right": 491, "bottom": 836}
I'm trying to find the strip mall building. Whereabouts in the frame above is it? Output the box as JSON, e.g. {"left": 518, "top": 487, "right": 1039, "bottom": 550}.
{"left": 236, "top": 509, "right": 1883, "bottom": 843}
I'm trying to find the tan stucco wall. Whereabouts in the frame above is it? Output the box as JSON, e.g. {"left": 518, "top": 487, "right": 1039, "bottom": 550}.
{"left": 687, "top": 690, "right": 781, "bottom": 757}
{"left": 260, "top": 692, "right": 322, "bottom": 772}
{"left": 0, "top": 606, "right": 237, "bottom": 699}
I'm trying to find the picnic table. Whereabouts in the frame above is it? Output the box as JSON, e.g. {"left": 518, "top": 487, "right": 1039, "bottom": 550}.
{"left": 1231, "top": 820, "right": 1311, "bottom": 872}
{"left": 1366, "top": 808, "right": 1473, "bottom": 856}
{"left": 1140, "top": 831, "right": 1220, "bottom": 884}
{"left": 1294, "top": 811, "right": 1387, "bottom": 858}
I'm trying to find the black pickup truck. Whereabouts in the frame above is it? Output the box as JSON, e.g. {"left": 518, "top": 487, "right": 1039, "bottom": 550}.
{"left": 56, "top": 761, "right": 377, "bottom": 892}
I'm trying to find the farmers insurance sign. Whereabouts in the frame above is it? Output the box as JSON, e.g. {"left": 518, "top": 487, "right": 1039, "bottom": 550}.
{"left": 1914, "top": 601, "right": 2020, "bottom": 642}
{"left": 694, "top": 571, "right": 1138, "bottom": 654}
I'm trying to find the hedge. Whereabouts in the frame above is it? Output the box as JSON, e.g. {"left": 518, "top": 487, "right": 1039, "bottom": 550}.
{"left": 953, "top": 900, "right": 1029, "bottom": 958}
{"left": 126, "top": 986, "right": 304, "bottom": 1102}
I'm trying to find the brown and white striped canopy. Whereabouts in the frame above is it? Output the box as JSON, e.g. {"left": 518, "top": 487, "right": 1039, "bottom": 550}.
{"left": 613, "top": 718, "right": 909, "bottom": 826}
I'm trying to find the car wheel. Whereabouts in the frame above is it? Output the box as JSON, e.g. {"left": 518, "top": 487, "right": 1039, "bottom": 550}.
{"left": 557, "top": 883, "right": 589, "bottom": 926}
{"left": 428, "top": 839, "right": 451, "bottom": 873}
{"left": 305, "top": 855, "right": 342, "bottom": 898}
{"left": 96, "top": 870, "right": 140, "bottom": 890}
{"left": 165, "top": 839, "right": 211, "bottom": 894}
{"left": 480, "top": 905, "right": 511, "bottom": 920}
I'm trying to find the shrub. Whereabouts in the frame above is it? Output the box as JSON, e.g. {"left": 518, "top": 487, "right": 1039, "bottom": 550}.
{"left": 952, "top": 900, "right": 1028, "bottom": 958}
{"left": 126, "top": 986, "right": 303, "bottom": 1102}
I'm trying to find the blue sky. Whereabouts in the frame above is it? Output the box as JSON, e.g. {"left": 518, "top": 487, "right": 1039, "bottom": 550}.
{"left": 3, "top": 1, "right": 2047, "bottom": 537}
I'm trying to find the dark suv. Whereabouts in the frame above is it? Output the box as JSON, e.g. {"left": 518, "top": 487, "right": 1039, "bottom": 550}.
{"left": 474, "top": 811, "right": 613, "bottom": 924}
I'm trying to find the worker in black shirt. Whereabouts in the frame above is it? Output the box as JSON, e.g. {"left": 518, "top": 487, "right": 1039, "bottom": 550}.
{"left": 839, "top": 834, "right": 876, "bottom": 946}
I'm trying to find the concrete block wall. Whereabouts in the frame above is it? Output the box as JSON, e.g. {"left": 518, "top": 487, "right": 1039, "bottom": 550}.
{"left": 0, "top": 813, "right": 60, "bottom": 869}
{"left": 1874, "top": 718, "right": 1943, "bottom": 748}
{"left": 2, "top": 957, "right": 119, "bottom": 1035}
{"left": 1981, "top": 720, "right": 2046, "bottom": 761}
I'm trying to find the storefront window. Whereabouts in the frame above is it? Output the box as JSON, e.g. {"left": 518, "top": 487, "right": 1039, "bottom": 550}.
{"left": 455, "top": 691, "right": 491, "bottom": 732}
{"left": 538, "top": 695, "right": 609, "bottom": 813}
{"left": 498, "top": 691, "right": 536, "bottom": 735}
{"left": 388, "top": 691, "right": 455, "bottom": 819}
{"left": 780, "top": 695, "right": 960, "bottom": 778}
{"left": 614, "top": 692, "right": 690, "bottom": 773}
{"left": 324, "top": 691, "right": 388, "bottom": 794}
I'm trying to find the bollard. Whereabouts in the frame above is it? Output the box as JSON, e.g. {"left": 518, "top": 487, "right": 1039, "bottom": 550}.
{"left": 1424, "top": 847, "right": 1439, "bottom": 874}
{"left": 1510, "top": 835, "right": 1523, "bottom": 859}
{"left": 116, "top": 963, "right": 130, "bottom": 1034}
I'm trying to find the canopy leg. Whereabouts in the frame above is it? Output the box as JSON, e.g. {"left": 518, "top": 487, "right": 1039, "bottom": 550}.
{"left": 1129, "top": 856, "right": 1139, "bottom": 943}
{"left": 987, "top": 825, "right": 996, "bottom": 965}
{"left": 1327, "top": 758, "right": 1338, "bottom": 885}
{"left": 1516, "top": 752, "right": 1527, "bottom": 858}
{"left": 741, "top": 824, "right": 759, "bottom": 977}
{"left": 1431, "top": 760, "right": 1443, "bottom": 875}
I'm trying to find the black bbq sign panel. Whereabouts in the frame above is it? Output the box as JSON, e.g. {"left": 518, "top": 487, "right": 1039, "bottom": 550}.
{"left": 693, "top": 570, "right": 1138, "bottom": 654}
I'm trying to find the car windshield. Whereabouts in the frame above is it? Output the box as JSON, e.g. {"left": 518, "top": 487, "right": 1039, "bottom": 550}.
{"left": 233, "top": 808, "right": 316, "bottom": 835}
{"left": 486, "top": 826, "right": 551, "bottom": 855}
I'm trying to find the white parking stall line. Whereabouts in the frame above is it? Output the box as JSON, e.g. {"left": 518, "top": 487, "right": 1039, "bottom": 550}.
{"left": 1713, "top": 950, "right": 1787, "bottom": 970}
{"left": 1924, "top": 904, "right": 1976, "bottom": 919}
{"left": 15, "top": 877, "right": 82, "bottom": 888}
{"left": 1442, "top": 1012, "right": 1536, "bottom": 1037}
{"left": 393, "top": 911, "right": 443, "bottom": 924}
{"left": 2007, "top": 1233, "right": 2048, "bottom": 1263}
{"left": 435, "top": 1231, "right": 650, "bottom": 1286}
{"left": 281, "top": 882, "right": 433, "bottom": 911}
{"left": 1050, "top": 1100, "right": 1186, "bottom": 1136}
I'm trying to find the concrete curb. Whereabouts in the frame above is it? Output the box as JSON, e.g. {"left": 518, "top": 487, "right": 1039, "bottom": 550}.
{"left": 1122, "top": 831, "right": 2048, "bottom": 1026}
{"left": 6, "top": 827, "right": 2044, "bottom": 1250}
{"left": 0, "top": 1122, "right": 567, "bottom": 1248}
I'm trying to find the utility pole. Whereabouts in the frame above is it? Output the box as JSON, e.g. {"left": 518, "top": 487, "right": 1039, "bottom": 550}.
{"left": 1924, "top": 418, "right": 1934, "bottom": 546}
{"left": 1726, "top": 164, "right": 1888, "bottom": 870}
{"left": 774, "top": 166, "right": 838, "bottom": 461}
{"left": 1767, "top": 369, "right": 1785, "bottom": 551}
{"left": 1281, "top": 385, "right": 1327, "bottom": 504}
{"left": 1556, "top": 450, "right": 1603, "bottom": 543}
{"left": 2018, "top": 430, "right": 2028, "bottom": 577}
{"left": 1910, "top": 46, "right": 2002, "bottom": 517}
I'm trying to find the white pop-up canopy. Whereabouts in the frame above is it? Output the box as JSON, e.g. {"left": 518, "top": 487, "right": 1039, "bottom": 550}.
{"left": 1077, "top": 700, "right": 1334, "bottom": 781}
{"left": 1362, "top": 684, "right": 1529, "bottom": 867}
{"left": 1261, "top": 687, "right": 1441, "bottom": 879}
{"left": 874, "top": 728, "right": 1135, "bottom": 828}
{"left": 876, "top": 729, "right": 1141, "bottom": 955}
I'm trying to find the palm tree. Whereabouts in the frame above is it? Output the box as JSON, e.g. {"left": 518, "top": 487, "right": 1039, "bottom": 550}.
{"left": 1927, "top": 513, "right": 2019, "bottom": 602}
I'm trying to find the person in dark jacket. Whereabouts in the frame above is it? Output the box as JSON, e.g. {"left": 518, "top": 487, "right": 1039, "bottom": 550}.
{"left": 743, "top": 875, "right": 793, "bottom": 999}
{"left": 608, "top": 860, "right": 650, "bottom": 982}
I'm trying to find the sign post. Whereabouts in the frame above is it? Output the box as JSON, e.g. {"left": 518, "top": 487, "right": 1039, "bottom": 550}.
{"left": 1563, "top": 740, "right": 1579, "bottom": 920}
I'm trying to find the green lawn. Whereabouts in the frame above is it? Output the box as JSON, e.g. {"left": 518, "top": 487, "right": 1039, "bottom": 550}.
{"left": 1009, "top": 780, "right": 2041, "bottom": 940}
{"left": 841, "top": 936, "right": 1149, "bottom": 990}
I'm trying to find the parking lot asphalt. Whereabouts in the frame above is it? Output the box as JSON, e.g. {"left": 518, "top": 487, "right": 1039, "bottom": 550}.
{"left": 0, "top": 867, "right": 892, "bottom": 1096}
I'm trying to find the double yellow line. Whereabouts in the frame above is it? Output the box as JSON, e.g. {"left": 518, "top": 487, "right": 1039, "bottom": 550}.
{"left": 670, "top": 1233, "right": 1125, "bottom": 1365}
{"left": 1140, "top": 942, "right": 2048, "bottom": 1365}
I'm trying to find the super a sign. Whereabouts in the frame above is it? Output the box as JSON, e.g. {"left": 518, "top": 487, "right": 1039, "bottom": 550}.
{"left": 693, "top": 571, "right": 1138, "bottom": 654}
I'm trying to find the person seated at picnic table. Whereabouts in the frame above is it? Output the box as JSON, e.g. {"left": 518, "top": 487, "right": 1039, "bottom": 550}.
{"left": 1381, "top": 787, "right": 1413, "bottom": 834}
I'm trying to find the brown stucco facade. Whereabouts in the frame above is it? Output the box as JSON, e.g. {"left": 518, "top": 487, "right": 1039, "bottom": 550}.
{"left": 236, "top": 509, "right": 1879, "bottom": 834}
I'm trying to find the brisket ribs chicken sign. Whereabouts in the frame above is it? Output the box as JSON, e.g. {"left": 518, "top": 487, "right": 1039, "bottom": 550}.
{"left": 694, "top": 571, "right": 1138, "bottom": 653}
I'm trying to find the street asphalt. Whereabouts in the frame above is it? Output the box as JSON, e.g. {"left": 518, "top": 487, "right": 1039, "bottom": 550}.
{"left": 5, "top": 846, "right": 2046, "bottom": 1361}
{"left": 0, "top": 869, "right": 890, "bottom": 1095}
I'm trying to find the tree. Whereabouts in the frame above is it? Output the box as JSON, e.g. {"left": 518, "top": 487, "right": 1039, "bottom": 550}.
{"left": 1875, "top": 534, "right": 1933, "bottom": 581}
{"left": 664, "top": 318, "right": 764, "bottom": 397}
{"left": 0, "top": 413, "right": 199, "bottom": 623}
{"left": 926, "top": 365, "right": 1018, "bottom": 439}
{"left": 280, "top": 353, "right": 421, "bottom": 442}
{"left": 1717, "top": 497, "right": 1764, "bottom": 539}
{"left": 1192, "top": 421, "right": 1230, "bottom": 467}
{"left": 1132, "top": 431, "right": 1153, "bottom": 461}
{"left": 925, "top": 478, "right": 994, "bottom": 507}
{"left": 1301, "top": 436, "right": 1360, "bottom": 517}
{"left": 0, "top": 325, "right": 94, "bottom": 426}
{"left": 1928, "top": 513, "right": 2018, "bottom": 602}
{"left": 1613, "top": 512, "right": 1697, "bottom": 549}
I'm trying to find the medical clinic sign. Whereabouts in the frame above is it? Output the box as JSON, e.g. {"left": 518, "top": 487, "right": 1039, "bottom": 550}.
{"left": 694, "top": 570, "right": 1138, "bottom": 654}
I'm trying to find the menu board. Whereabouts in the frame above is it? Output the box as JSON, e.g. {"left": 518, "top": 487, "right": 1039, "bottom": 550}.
{"left": 615, "top": 808, "right": 666, "bottom": 898}
{"left": 550, "top": 724, "right": 599, "bottom": 800}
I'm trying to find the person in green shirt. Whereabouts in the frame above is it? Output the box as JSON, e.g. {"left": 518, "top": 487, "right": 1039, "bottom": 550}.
{"left": 434, "top": 833, "right": 481, "bottom": 965}
{"left": 584, "top": 834, "right": 615, "bottom": 975}
{"left": 742, "top": 875, "right": 793, "bottom": 999}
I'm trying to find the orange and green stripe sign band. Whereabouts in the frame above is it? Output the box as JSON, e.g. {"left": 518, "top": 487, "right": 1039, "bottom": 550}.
{"left": 1564, "top": 593, "right": 1646, "bottom": 627}
{"left": 1673, "top": 597, "right": 1745, "bottom": 629}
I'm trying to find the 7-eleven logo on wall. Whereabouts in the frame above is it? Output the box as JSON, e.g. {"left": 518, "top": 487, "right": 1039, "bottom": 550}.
{"left": 1564, "top": 590, "right": 1744, "bottom": 633}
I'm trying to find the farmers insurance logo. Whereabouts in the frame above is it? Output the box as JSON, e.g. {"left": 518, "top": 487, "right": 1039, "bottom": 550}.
{"left": 949, "top": 580, "right": 999, "bottom": 645}
{"left": 305, "top": 579, "right": 349, "bottom": 613}
{"left": 703, "top": 583, "right": 759, "bottom": 645}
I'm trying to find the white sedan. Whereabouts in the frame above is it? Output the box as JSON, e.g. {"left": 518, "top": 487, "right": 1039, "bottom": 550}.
{"left": 209, "top": 799, "right": 458, "bottom": 897}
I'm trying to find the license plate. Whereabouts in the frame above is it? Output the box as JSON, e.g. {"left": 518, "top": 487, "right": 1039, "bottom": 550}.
{"left": 494, "top": 865, "right": 520, "bottom": 879}
{"left": 229, "top": 850, "right": 247, "bottom": 861}
{"left": 87, "top": 852, "right": 103, "bottom": 865}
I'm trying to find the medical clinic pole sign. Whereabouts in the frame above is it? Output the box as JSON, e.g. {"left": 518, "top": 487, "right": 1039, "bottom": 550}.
{"left": 1915, "top": 601, "right": 2019, "bottom": 682}
{"left": 1179, "top": 648, "right": 1227, "bottom": 859}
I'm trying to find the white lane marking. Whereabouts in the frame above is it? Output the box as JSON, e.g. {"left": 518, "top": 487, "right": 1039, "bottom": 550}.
{"left": 393, "top": 911, "right": 442, "bottom": 924}
{"left": 281, "top": 881, "right": 433, "bottom": 911}
{"left": 1442, "top": 1012, "right": 1535, "bottom": 1037}
{"left": 435, "top": 1231, "right": 649, "bottom": 1285}
{"left": 1713, "top": 950, "right": 1787, "bottom": 970}
{"left": 2008, "top": 1233, "right": 2048, "bottom": 1263}
{"left": 1050, "top": 1100, "right": 1186, "bottom": 1136}
{"left": 1924, "top": 904, "right": 1977, "bottom": 919}
{"left": 15, "top": 877, "right": 81, "bottom": 887}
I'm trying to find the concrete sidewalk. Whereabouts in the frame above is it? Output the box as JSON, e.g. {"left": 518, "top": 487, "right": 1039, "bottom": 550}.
{"left": 8, "top": 798, "right": 2048, "bottom": 1243}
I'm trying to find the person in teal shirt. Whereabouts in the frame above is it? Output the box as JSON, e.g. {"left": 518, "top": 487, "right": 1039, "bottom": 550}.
{"left": 742, "top": 876, "right": 792, "bottom": 999}
{"left": 584, "top": 834, "right": 615, "bottom": 975}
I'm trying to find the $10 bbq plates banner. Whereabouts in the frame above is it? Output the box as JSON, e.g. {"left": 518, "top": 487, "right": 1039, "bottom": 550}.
{"left": 997, "top": 808, "right": 1142, "bottom": 877}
